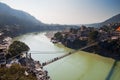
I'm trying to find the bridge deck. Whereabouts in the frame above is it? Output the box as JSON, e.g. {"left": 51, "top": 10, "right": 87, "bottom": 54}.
{"left": 42, "top": 42, "right": 98, "bottom": 66}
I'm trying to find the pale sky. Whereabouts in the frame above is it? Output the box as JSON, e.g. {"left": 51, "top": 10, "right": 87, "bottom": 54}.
{"left": 0, "top": 0, "right": 120, "bottom": 24}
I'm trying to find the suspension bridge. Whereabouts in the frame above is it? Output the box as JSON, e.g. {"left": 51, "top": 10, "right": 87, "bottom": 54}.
{"left": 1, "top": 40, "right": 118, "bottom": 80}
{"left": 40, "top": 42, "right": 98, "bottom": 66}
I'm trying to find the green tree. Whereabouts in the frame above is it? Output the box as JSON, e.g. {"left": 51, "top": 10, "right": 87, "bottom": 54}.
{"left": 7, "top": 41, "right": 30, "bottom": 58}
{"left": 69, "top": 28, "right": 78, "bottom": 34}
{"left": 54, "top": 32, "right": 63, "bottom": 41}
{"left": 0, "top": 64, "right": 37, "bottom": 80}
{"left": 89, "top": 31, "right": 99, "bottom": 43}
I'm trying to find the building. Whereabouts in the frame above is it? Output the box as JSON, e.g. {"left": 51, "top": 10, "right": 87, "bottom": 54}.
{"left": 116, "top": 26, "right": 120, "bottom": 32}
{"left": 0, "top": 37, "right": 12, "bottom": 51}
{"left": 110, "top": 26, "right": 120, "bottom": 40}
{"left": 0, "top": 52, "right": 6, "bottom": 67}
{"left": 3, "top": 37, "right": 12, "bottom": 49}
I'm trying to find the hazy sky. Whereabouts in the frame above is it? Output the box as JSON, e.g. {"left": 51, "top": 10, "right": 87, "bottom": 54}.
{"left": 0, "top": 0, "right": 120, "bottom": 24}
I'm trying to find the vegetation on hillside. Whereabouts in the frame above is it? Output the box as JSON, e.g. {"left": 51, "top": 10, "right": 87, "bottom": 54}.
{"left": 54, "top": 32, "right": 63, "bottom": 41}
{"left": 84, "top": 38, "right": 120, "bottom": 60}
{"left": 0, "top": 64, "right": 37, "bottom": 80}
{"left": 6, "top": 41, "right": 30, "bottom": 59}
{"left": 88, "top": 31, "right": 99, "bottom": 43}
{"left": 52, "top": 24, "right": 120, "bottom": 60}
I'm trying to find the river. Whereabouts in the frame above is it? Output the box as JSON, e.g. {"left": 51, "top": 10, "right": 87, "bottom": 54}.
{"left": 15, "top": 32, "right": 120, "bottom": 80}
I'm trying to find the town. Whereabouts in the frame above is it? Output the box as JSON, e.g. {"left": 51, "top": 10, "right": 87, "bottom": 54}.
{"left": 0, "top": 22, "right": 120, "bottom": 80}
{"left": 0, "top": 32, "right": 51, "bottom": 80}
{"left": 51, "top": 23, "right": 120, "bottom": 60}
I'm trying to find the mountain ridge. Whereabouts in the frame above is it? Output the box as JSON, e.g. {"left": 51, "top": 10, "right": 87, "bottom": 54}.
{"left": 0, "top": 2, "right": 79, "bottom": 37}
{"left": 85, "top": 14, "right": 120, "bottom": 27}
{"left": 0, "top": 2, "right": 120, "bottom": 37}
{"left": 0, "top": 2, "right": 43, "bottom": 26}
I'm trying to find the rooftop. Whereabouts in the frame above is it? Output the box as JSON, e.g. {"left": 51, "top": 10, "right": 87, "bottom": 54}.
{"left": 116, "top": 26, "right": 120, "bottom": 31}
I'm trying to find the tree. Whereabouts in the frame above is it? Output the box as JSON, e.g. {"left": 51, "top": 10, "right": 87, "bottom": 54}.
{"left": 7, "top": 41, "right": 30, "bottom": 58}
{"left": 0, "top": 64, "right": 37, "bottom": 80}
{"left": 70, "top": 28, "right": 78, "bottom": 34}
{"left": 89, "top": 31, "right": 99, "bottom": 42}
{"left": 54, "top": 32, "right": 63, "bottom": 41}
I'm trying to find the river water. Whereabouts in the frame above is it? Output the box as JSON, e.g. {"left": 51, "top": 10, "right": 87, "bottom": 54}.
{"left": 15, "top": 32, "right": 120, "bottom": 80}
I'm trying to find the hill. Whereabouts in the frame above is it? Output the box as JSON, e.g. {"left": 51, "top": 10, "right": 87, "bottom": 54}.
{"left": 0, "top": 2, "right": 46, "bottom": 32}
{"left": 0, "top": 2, "right": 79, "bottom": 37}
{"left": 0, "top": 3, "right": 42, "bottom": 25}
{"left": 103, "top": 14, "right": 120, "bottom": 25}
{"left": 86, "top": 14, "right": 120, "bottom": 27}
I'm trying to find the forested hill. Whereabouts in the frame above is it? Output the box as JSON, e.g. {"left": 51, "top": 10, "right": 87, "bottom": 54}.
{"left": 86, "top": 14, "right": 120, "bottom": 27}
{"left": 0, "top": 2, "right": 78, "bottom": 37}
{"left": 0, "top": 2, "right": 45, "bottom": 32}
{"left": 1, "top": 2, "right": 119, "bottom": 37}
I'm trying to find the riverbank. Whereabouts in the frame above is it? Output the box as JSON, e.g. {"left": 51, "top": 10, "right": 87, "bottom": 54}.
{"left": 0, "top": 32, "right": 51, "bottom": 80}
{"left": 15, "top": 32, "right": 120, "bottom": 80}
{"left": 50, "top": 31, "right": 120, "bottom": 60}
{"left": 45, "top": 31, "right": 57, "bottom": 39}
{"left": 19, "top": 55, "right": 51, "bottom": 80}
{"left": 54, "top": 40, "right": 120, "bottom": 60}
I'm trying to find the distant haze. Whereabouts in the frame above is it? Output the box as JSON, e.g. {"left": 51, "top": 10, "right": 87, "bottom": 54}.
{"left": 1, "top": 0, "right": 120, "bottom": 24}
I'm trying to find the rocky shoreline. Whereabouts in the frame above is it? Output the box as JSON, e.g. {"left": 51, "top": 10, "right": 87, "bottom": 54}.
{"left": 46, "top": 29, "right": 120, "bottom": 60}
{"left": 8, "top": 52, "right": 51, "bottom": 80}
